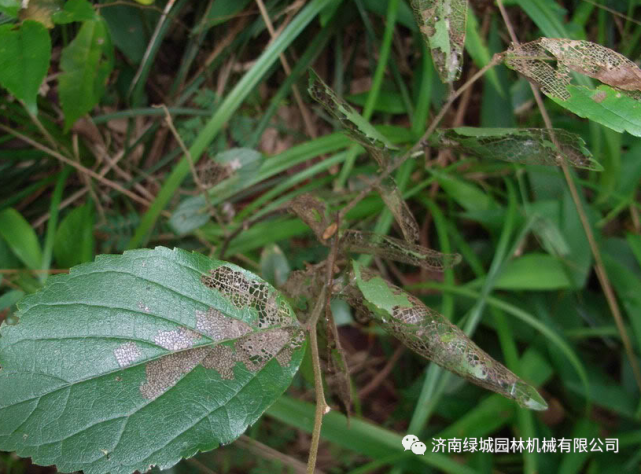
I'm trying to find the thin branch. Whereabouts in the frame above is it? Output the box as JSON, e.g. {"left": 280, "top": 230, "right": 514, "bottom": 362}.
{"left": 496, "top": 0, "right": 641, "bottom": 393}
{"left": 305, "top": 285, "right": 330, "bottom": 474}
{"left": 0, "top": 124, "right": 153, "bottom": 208}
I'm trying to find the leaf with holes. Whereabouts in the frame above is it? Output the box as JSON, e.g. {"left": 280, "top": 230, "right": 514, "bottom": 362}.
{"left": 308, "top": 70, "right": 420, "bottom": 243}
{"left": 0, "top": 247, "right": 306, "bottom": 474}
{"left": 409, "top": 0, "right": 468, "bottom": 83}
{"left": 428, "top": 127, "right": 602, "bottom": 170}
{"left": 349, "top": 261, "right": 547, "bottom": 410}
{"left": 505, "top": 38, "right": 641, "bottom": 137}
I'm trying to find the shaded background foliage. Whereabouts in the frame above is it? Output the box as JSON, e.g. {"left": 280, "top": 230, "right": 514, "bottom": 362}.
{"left": 1, "top": 0, "right": 641, "bottom": 473}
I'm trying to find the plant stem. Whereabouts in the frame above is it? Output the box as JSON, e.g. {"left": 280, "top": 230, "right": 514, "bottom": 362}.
{"left": 306, "top": 285, "right": 329, "bottom": 474}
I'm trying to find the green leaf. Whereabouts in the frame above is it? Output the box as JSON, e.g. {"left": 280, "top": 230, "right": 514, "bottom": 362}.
{"left": 0, "top": 0, "right": 20, "bottom": 17}
{"left": 0, "top": 21, "right": 51, "bottom": 115}
{"left": 494, "top": 254, "right": 573, "bottom": 290}
{"left": 346, "top": 89, "right": 407, "bottom": 115}
{"left": 59, "top": 18, "right": 114, "bottom": 131}
{"left": 429, "top": 127, "right": 602, "bottom": 170}
{"left": 260, "top": 244, "right": 291, "bottom": 287}
{"left": 168, "top": 195, "right": 210, "bottom": 236}
{"left": 207, "top": 0, "right": 251, "bottom": 26}
{"left": 53, "top": 202, "right": 94, "bottom": 268}
{"left": 549, "top": 85, "right": 641, "bottom": 137}
{"left": 169, "top": 148, "right": 263, "bottom": 235}
{"left": 0, "top": 247, "right": 305, "bottom": 474}
{"left": 430, "top": 169, "right": 499, "bottom": 212}
{"left": 505, "top": 38, "right": 641, "bottom": 137}
{"left": 52, "top": 0, "right": 96, "bottom": 24}
{"left": 0, "top": 208, "right": 43, "bottom": 270}
{"left": 101, "top": 4, "right": 146, "bottom": 64}
{"left": 409, "top": 0, "right": 468, "bottom": 83}
{"left": 350, "top": 261, "right": 547, "bottom": 410}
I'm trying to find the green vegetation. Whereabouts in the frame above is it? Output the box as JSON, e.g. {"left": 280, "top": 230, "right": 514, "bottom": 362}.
{"left": 1, "top": 0, "right": 641, "bottom": 473}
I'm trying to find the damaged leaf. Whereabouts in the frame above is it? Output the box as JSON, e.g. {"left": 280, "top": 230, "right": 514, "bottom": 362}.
{"left": 0, "top": 247, "right": 305, "bottom": 474}
{"left": 428, "top": 127, "right": 602, "bottom": 171}
{"left": 340, "top": 230, "right": 462, "bottom": 271}
{"left": 505, "top": 38, "right": 641, "bottom": 137}
{"left": 169, "top": 148, "right": 263, "bottom": 235}
{"left": 308, "top": 70, "right": 420, "bottom": 242}
{"left": 409, "top": 0, "right": 468, "bottom": 83}
{"left": 349, "top": 261, "right": 548, "bottom": 411}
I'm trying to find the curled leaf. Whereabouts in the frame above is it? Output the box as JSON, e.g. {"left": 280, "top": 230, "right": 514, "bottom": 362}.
{"left": 539, "top": 38, "right": 641, "bottom": 92}
{"left": 340, "top": 230, "right": 461, "bottom": 271}
{"left": 410, "top": 0, "right": 468, "bottom": 83}
{"left": 429, "top": 127, "right": 602, "bottom": 171}
{"left": 288, "top": 193, "right": 332, "bottom": 243}
{"left": 308, "top": 70, "right": 419, "bottom": 242}
{"left": 349, "top": 261, "right": 548, "bottom": 411}
{"left": 505, "top": 38, "right": 641, "bottom": 137}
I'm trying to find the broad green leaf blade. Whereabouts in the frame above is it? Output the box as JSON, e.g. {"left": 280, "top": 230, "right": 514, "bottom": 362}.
{"left": 549, "top": 85, "right": 641, "bottom": 137}
{"left": 0, "top": 207, "right": 43, "bottom": 270}
{"left": 308, "top": 70, "right": 420, "bottom": 242}
{"left": 340, "top": 230, "right": 462, "bottom": 271}
{"left": 52, "top": 0, "right": 97, "bottom": 24}
{"left": 409, "top": 0, "right": 468, "bottom": 83}
{"left": 493, "top": 254, "right": 573, "bottom": 290}
{"left": 0, "top": 247, "right": 306, "bottom": 474}
{"left": 350, "top": 261, "right": 547, "bottom": 411}
{"left": 0, "top": 21, "right": 51, "bottom": 115}
{"left": 429, "top": 127, "right": 602, "bottom": 170}
{"left": 505, "top": 38, "right": 641, "bottom": 137}
{"left": 59, "top": 18, "right": 114, "bottom": 131}
{"left": 53, "top": 202, "right": 95, "bottom": 268}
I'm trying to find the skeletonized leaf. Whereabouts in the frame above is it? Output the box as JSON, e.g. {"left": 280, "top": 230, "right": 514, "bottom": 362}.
{"left": 169, "top": 148, "right": 263, "bottom": 235}
{"left": 340, "top": 230, "right": 462, "bottom": 271}
{"left": 539, "top": 38, "right": 641, "bottom": 92}
{"left": 308, "top": 69, "right": 396, "bottom": 150}
{"left": 410, "top": 0, "right": 468, "bottom": 83}
{"left": 308, "top": 70, "right": 420, "bottom": 243}
{"left": 0, "top": 247, "right": 305, "bottom": 474}
{"left": 349, "top": 261, "right": 547, "bottom": 410}
{"left": 505, "top": 38, "right": 641, "bottom": 137}
{"left": 287, "top": 193, "right": 332, "bottom": 243}
{"left": 429, "top": 127, "right": 602, "bottom": 171}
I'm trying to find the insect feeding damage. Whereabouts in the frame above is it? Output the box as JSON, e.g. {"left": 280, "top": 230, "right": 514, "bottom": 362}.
{"left": 129, "top": 265, "right": 304, "bottom": 400}
{"left": 352, "top": 263, "right": 547, "bottom": 411}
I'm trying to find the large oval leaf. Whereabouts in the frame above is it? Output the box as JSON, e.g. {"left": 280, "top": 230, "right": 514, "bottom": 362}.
{"left": 0, "top": 247, "right": 306, "bottom": 474}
